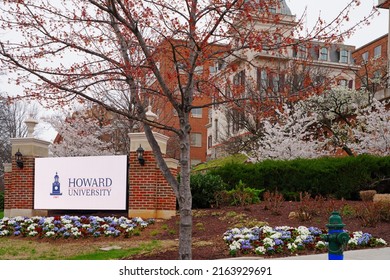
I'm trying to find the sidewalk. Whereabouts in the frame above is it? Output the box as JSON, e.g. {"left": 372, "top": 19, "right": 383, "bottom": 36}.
{"left": 229, "top": 247, "right": 390, "bottom": 260}
{"left": 272, "top": 247, "right": 390, "bottom": 260}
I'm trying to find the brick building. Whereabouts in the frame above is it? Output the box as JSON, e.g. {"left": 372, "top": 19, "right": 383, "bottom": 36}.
{"left": 149, "top": 39, "right": 228, "bottom": 166}
{"left": 352, "top": 34, "right": 388, "bottom": 94}
{"left": 206, "top": 0, "right": 358, "bottom": 159}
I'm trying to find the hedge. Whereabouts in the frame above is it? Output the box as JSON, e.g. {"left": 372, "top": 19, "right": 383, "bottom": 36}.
{"left": 208, "top": 155, "right": 390, "bottom": 200}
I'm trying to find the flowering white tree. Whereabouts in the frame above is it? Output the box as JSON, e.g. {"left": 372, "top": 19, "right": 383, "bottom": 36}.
{"left": 351, "top": 99, "right": 390, "bottom": 155}
{"left": 49, "top": 114, "right": 115, "bottom": 157}
{"left": 250, "top": 103, "right": 329, "bottom": 161}
{"left": 250, "top": 87, "right": 390, "bottom": 161}
{"left": 302, "top": 86, "right": 371, "bottom": 156}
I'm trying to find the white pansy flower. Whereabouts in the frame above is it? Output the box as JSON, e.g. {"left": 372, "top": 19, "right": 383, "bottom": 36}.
{"left": 297, "top": 226, "right": 309, "bottom": 235}
{"left": 61, "top": 218, "right": 71, "bottom": 224}
{"left": 71, "top": 227, "right": 79, "bottom": 232}
{"left": 15, "top": 216, "right": 25, "bottom": 222}
{"left": 262, "top": 226, "right": 275, "bottom": 234}
{"left": 287, "top": 243, "right": 297, "bottom": 251}
{"left": 275, "top": 226, "right": 291, "bottom": 231}
{"left": 234, "top": 234, "right": 245, "bottom": 240}
{"left": 294, "top": 236, "right": 303, "bottom": 244}
{"left": 315, "top": 241, "right": 326, "bottom": 248}
{"left": 244, "top": 233, "right": 255, "bottom": 240}
{"left": 45, "top": 231, "right": 55, "bottom": 237}
{"left": 0, "top": 230, "right": 10, "bottom": 236}
{"left": 29, "top": 231, "right": 38, "bottom": 236}
{"left": 27, "top": 224, "right": 37, "bottom": 231}
{"left": 231, "top": 228, "right": 241, "bottom": 235}
{"left": 229, "top": 240, "right": 241, "bottom": 251}
{"left": 348, "top": 236, "right": 359, "bottom": 246}
{"left": 270, "top": 232, "right": 282, "bottom": 239}
{"left": 126, "top": 227, "right": 134, "bottom": 233}
{"left": 263, "top": 237, "right": 275, "bottom": 247}
{"left": 44, "top": 217, "right": 54, "bottom": 224}
{"left": 376, "top": 238, "right": 387, "bottom": 245}
{"left": 255, "top": 246, "right": 266, "bottom": 255}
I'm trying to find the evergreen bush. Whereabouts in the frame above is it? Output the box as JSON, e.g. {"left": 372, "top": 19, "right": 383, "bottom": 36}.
{"left": 215, "top": 180, "right": 264, "bottom": 207}
{"left": 209, "top": 155, "right": 390, "bottom": 200}
{"left": 190, "top": 173, "right": 226, "bottom": 208}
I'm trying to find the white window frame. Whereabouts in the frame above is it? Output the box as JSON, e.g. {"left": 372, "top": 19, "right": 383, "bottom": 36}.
{"left": 190, "top": 133, "right": 202, "bottom": 147}
{"left": 339, "top": 49, "right": 349, "bottom": 63}
{"left": 319, "top": 47, "right": 328, "bottom": 61}
{"left": 362, "top": 52, "right": 369, "bottom": 62}
{"left": 338, "top": 79, "right": 348, "bottom": 87}
{"left": 374, "top": 45, "right": 382, "bottom": 58}
{"left": 191, "top": 108, "right": 203, "bottom": 118}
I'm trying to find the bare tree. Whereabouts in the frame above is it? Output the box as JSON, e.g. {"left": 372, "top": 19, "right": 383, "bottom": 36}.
{"left": 0, "top": 93, "right": 37, "bottom": 190}
{"left": 0, "top": 0, "right": 377, "bottom": 259}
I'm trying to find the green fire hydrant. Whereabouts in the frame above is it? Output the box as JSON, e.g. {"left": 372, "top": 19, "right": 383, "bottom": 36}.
{"left": 321, "top": 211, "right": 350, "bottom": 260}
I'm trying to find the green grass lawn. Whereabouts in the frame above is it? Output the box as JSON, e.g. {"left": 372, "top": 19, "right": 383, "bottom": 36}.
{"left": 0, "top": 238, "right": 162, "bottom": 260}
{"left": 0, "top": 211, "right": 3, "bottom": 219}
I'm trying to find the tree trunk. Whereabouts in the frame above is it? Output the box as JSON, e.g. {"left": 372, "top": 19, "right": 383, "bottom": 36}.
{"left": 178, "top": 121, "right": 192, "bottom": 260}
{"left": 342, "top": 145, "right": 355, "bottom": 157}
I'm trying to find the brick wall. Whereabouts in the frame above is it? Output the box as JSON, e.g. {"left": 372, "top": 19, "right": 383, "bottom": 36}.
{"left": 5, "top": 145, "right": 177, "bottom": 218}
{"left": 4, "top": 166, "right": 11, "bottom": 209}
{"left": 128, "top": 151, "right": 176, "bottom": 212}
{"left": 6, "top": 157, "right": 35, "bottom": 209}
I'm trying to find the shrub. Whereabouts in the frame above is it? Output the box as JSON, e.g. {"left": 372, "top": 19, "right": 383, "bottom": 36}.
{"left": 216, "top": 180, "right": 264, "bottom": 207}
{"left": 359, "top": 190, "right": 377, "bottom": 202}
{"left": 296, "top": 192, "right": 326, "bottom": 222}
{"left": 0, "top": 191, "right": 4, "bottom": 210}
{"left": 210, "top": 155, "right": 390, "bottom": 199}
{"left": 263, "top": 190, "right": 285, "bottom": 215}
{"left": 354, "top": 202, "right": 382, "bottom": 227}
{"left": 190, "top": 173, "right": 226, "bottom": 209}
{"left": 377, "top": 202, "right": 390, "bottom": 222}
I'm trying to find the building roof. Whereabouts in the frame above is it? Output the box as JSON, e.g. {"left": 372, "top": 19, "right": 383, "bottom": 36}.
{"left": 377, "top": 0, "right": 390, "bottom": 9}
{"left": 352, "top": 33, "right": 388, "bottom": 53}
{"left": 245, "top": 0, "right": 293, "bottom": 16}
{"left": 279, "top": 0, "right": 292, "bottom": 16}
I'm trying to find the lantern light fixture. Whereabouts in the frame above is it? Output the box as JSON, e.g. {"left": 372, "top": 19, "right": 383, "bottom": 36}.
{"left": 15, "top": 149, "right": 24, "bottom": 169}
{"left": 136, "top": 145, "right": 145, "bottom": 166}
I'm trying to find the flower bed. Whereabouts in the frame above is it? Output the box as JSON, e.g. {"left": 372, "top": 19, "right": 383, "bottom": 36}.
{"left": 223, "top": 225, "right": 388, "bottom": 257}
{"left": 0, "top": 215, "right": 154, "bottom": 239}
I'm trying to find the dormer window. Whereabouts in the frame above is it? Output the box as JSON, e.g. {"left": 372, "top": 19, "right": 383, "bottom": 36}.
{"left": 339, "top": 49, "right": 349, "bottom": 63}
{"left": 269, "top": 6, "right": 276, "bottom": 13}
{"left": 319, "top": 47, "right": 328, "bottom": 61}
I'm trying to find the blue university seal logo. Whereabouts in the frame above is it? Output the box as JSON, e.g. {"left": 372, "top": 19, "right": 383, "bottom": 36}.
{"left": 50, "top": 172, "right": 62, "bottom": 196}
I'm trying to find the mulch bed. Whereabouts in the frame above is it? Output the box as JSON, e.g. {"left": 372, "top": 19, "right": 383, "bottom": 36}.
{"left": 126, "top": 201, "right": 390, "bottom": 260}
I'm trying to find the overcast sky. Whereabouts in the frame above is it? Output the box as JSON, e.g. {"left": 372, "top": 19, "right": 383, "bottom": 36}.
{"left": 1, "top": 0, "right": 389, "bottom": 142}
{"left": 287, "top": 0, "right": 389, "bottom": 47}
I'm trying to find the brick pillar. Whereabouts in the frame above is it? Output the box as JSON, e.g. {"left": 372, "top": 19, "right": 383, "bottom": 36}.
{"left": 4, "top": 137, "right": 50, "bottom": 217}
{"left": 3, "top": 163, "right": 12, "bottom": 210}
{"left": 128, "top": 132, "right": 178, "bottom": 219}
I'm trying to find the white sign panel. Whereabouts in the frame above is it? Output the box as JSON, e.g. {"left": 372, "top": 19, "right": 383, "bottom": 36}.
{"left": 34, "top": 155, "right": 128, "bottom": 210}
